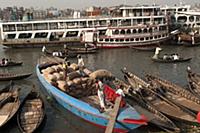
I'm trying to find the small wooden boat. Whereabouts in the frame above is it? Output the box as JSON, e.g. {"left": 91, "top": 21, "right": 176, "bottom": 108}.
{"left": 68, "top": 47, "right": 98, "bottom": 51}
{"left": 0, "top": 61, "right": 23, "bottom": 67}
{"left": 130, "top": 46, "right": 157, "bottom": 51}
{"left": 152, "top": 47, "right": 192, "bottom": 63}
{"left": 70, "top": 49, "right": 98, "bottom": 54}
{"left": 146, "top": 74, "right": 200, "bottom": 114}
{"left": 183, "top": 42, "right": 200, "bottom": 47}
{"left": 108, "top": 77, "right": 179, "bottom": 132}
{"left": 186, "top": 68, "right": 200, "bottom": 98}
{"left": 17, "top": 91, "right": 45, "bottom": 133}
{"left": 0, "top": 83, "right": 21, "bottom": 127}
{"left": 151, "top": 57, "right": 192, "bottom": 63}
{"left": 121, "top": 70, "right": 199, "bottom": 125}
{"left": 36, "top": 57, "right": 147, "bottom": 132}
{"left": 0, "top": 73, "right": 32, "bottom": 81}
{"left": 44, "top": 49, "right": 77, "bottom": 59}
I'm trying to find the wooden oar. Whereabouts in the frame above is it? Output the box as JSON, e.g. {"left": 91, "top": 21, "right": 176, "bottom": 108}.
{"left": 105, "top": 96, "right": 122, "bottom": 133}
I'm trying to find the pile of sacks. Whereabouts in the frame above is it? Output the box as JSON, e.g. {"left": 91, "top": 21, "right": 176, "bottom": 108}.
{"left": 42, "top": 63, "right": 114, "bottom": 98}
{"left": 41, "top": 63, "right": 95, "bottom": 98}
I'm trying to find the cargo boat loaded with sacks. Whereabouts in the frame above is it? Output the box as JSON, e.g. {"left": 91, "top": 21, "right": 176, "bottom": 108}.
{"left": 36, "top": 56, "right": 147, "bottom": 132}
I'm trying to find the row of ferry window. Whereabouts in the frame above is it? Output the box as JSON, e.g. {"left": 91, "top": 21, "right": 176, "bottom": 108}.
{"left": 6, "top": 31, "right": 79, "bottom": 39}
{"left": 99, "top": 34, "right": 167, "bottom": 42}
{"left": 112, "top": 27, "right": 167, "bottom": 35}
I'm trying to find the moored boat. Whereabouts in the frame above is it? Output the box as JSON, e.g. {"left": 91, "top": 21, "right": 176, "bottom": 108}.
{"left": 43, "top": 48, "right": 77, "bottom": 59}
{"left": 68, "top": 47, "right": 98, "bottom": 51}
{"left": 186, "top": 67, "right": 200, "bottom": 98}
{"left": 36, "top": 57, "right": 147, "bottom": 132}
{"left": 151, "top": 57, "right": 192, "bottom": 63}
{"left": 130, "top": 45, "right": 157, "bottom": 51}
{"left": 146, "top": 74, "right": 200, "bottom": 114}
{"left": 0, "top": 61, "right": 23, "bottom": 67}
{"left": 0, "top": 73, "right": 32, "bottom": 81}
{"left": 152, "top": 47, "right": 192, "bottom": 63}
{"left": 0, "top": 82, "right": 21, "bottom": 127}
{"left": 107, "top": 77, "right": 179, "bottom": 132}
{"left": 121, "top": 70, "right": 199, "bottom": 125}
{"left": 17, "top": 90, "right": 45, "bottom": 133}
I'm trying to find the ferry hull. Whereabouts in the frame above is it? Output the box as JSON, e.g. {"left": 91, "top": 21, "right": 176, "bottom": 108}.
{"left": 36, "top": 65, "right": 146, "bottom": 132}
{"left": 2, "top": 40, "right": 81, "bottom": 48}
{"left": 95, "top": 38, "right": 168, "bottom": 48}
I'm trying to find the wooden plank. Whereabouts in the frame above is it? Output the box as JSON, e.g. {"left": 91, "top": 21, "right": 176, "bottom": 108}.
{"left": 105, "top": 96, "right": 122, "bottom": 133}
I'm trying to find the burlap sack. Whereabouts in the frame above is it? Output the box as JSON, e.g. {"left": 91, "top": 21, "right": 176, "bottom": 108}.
{"left": 59, "top": 71, "right": 64, "bottom": 76}
{"left": 83, "top": 68, "right": 92, "bottom": 76}
{"left": 44, "top": 67, "right": 56, "bottom": 74}
{"left": 53, "top": 73, "right": 64, "bottom": 80}
{"left": 67, "top": 80, "right": 74, "bottom": 87}
{"left": 81, "top": 77, "right": 89, "bottom": 83}
{"left": 47, "top": 74, "right": 57, "bottom": 82}
{"left": 45, "top": 78, "right": 58, "bottom": 87}
{"left": 51, "top": 65, "right": 63, "bottom": 72}
{"left": 57, "top": 80, "right": 69, "bottom": 92}
{"left": 67, "top": 67, "right": 74, "bottom": 73}
{"left": 82, "top": 83, "right": 87, "bottom": 89}
{"left": 73, "top": 78, "right": 82, "bottom": 85}
{"left": 68, "top": 71, "right": 81, "bottom": 80}
{"left": 70, "top": 63, "right": 79, "bottom": 70}
{"left": 89, "top": 69, "right": 113, "bottom": 79}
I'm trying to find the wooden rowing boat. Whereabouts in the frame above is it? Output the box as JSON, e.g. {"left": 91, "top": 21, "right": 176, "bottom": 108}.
{"left": 0, "top": 61, "right": 23, "bottom": 67}
{"left": 121, "top": 70, "right": 199, "bottom": 125}
{"left": 108, "top": 77, "right": 179, "bottom": 132}
{"left": 130, "top": 46, "right": 156, "bottom": 51}
{"left": 36, "top": 57, "right": 147, "bottom": 132}
{"left": 17, "top": 91, "right": 45, "bottom": 133}
{"left": 187, "top": 68, "right": 200, "bottom": 98}
{"left": 183, "top": 42, "right": 200, "bottom": 47}
{"left": 0, "top": 82, "right": 21, "bottom": 127}
{"left": 44, "top": 49, "right": 77, "bottom": 59}
{"left": 0, "top": 73, "right": 32, "bottom": 81}
{"left": 151, "top": 57, "right": 192, "bottom": 63}
{"left": 70, "top": 49, "right": 98, "bottom": 54}
{"left": 68, "top": 47, "right": 98, "bottom": 51}
{"left": 146, "top": 74, "right": 200, "bottom": 114}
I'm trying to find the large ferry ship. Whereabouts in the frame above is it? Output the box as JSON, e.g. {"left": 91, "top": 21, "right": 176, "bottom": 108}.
{"left": 0, "top": 5, "right": 169, "bottom": 48}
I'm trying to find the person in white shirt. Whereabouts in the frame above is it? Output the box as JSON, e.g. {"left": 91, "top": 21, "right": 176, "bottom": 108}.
{"left": 4, "top": 59, "right": 8, "bottom": 65}
{"left": 116, "top": 85, "right": 125, "bottom": 97}
{"left": 173, "top": 54, "right": 179, "bottom": 60}
{"left": 77, "top": 55, "right": 85, "bottom": 75}
{"left": 96, "top": 79, "right": 106, "bottom": 111}
{"left": 77, "top": 55, "right": 84, "bottom": 67}
{"left": 42, "top": 46, "right": 46, "bottom": 53}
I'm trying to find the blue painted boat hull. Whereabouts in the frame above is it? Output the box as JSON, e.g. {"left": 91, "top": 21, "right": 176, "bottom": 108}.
{"left": 36, "top": 64, "right": 146, "bottom": 132}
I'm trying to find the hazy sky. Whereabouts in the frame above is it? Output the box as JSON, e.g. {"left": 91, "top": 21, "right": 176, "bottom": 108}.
{"left": 0, "top": 0, "right": 199, "bottom": 9}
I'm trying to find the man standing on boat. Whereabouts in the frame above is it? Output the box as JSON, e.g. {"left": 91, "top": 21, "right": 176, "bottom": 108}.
{"left": 62, "top": 57, "right": 70, "bottom": 80}
{"left": 77, "top": 55, "right": 85, "bottom": 76}
{"left": 152, "top": 47, "right": 162, "bottom": 59}
{"left": 96, "top": 79, "right": 106, "bottom": 111}
{"left": 63, "top": 44, "right": 69, "bottom": 55}
{"left": 42, "top": 46, "right": 46, "bottom": 53}
{"left": 116, "top": 85, "right": 125, "bottom": 97}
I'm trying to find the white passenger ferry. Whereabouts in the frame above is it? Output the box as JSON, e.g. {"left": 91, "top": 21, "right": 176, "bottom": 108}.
{"left": 0, "top": 5, "right": 169, "bottom": 48}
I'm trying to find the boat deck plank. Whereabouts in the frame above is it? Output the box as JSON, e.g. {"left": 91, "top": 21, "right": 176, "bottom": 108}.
{"left": 105, "top": 96, "right": 122, "bottom": 133}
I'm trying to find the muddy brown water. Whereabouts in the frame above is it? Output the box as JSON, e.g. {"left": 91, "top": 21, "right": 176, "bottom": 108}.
{"left": 0, "top": 44, "right": 200, "bottom": 133}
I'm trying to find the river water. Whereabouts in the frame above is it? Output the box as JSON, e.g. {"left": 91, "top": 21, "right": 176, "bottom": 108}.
{"left": 0, "top": 44, "right": 200, "bottom": 133}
